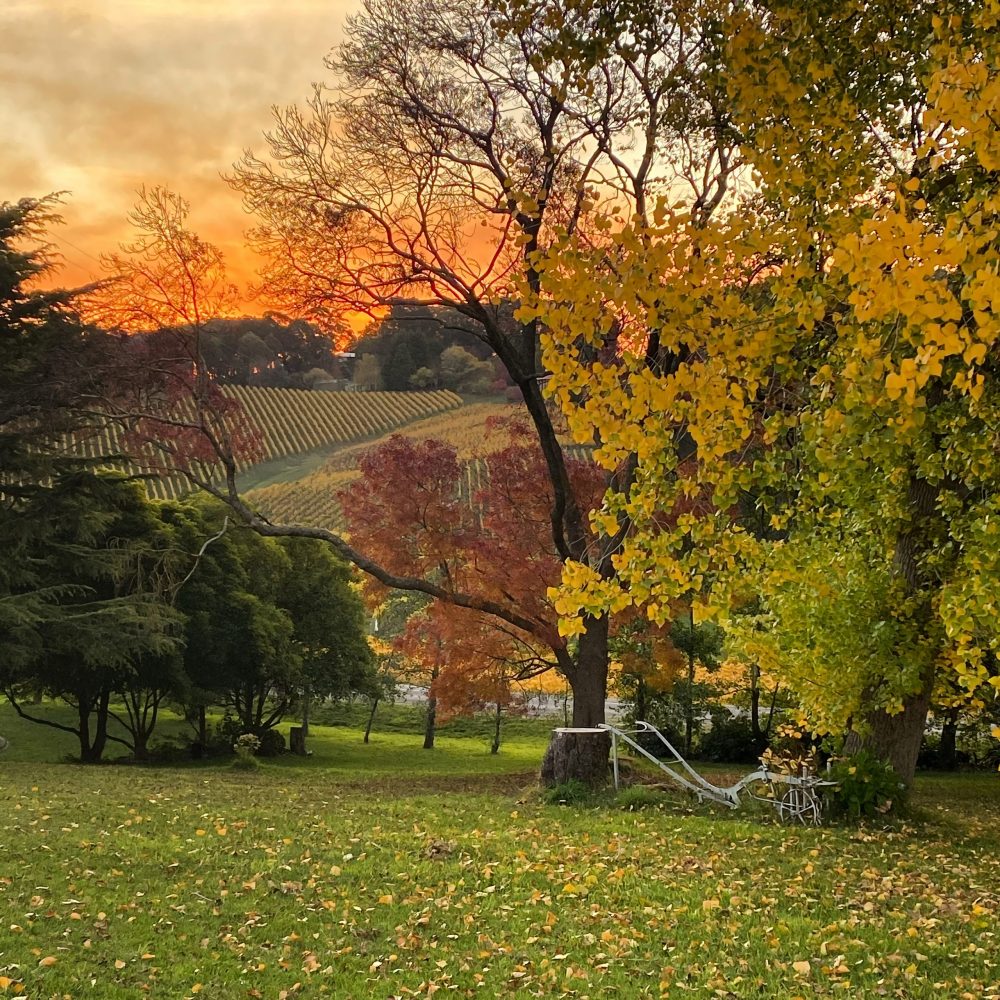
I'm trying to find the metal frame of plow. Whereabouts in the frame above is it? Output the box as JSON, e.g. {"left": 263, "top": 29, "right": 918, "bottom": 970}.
{"left": 599, "top": 721, "right": 836, "bottom": 825}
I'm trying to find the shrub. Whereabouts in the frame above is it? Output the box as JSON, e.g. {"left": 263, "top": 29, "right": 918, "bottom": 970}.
{"left": 216, "top": 717, "right": 286, "bottom": 757}
{"left": 233, "top": 733, "right": 262, "bottom": 756}
{"left": 231, "top": 751, "right": 260, "bottom": 771}
{"left": 231, "top": 733, "right": 262, "bottom": 771}
{"left": 825, "top": 750, "right": 907, "bottom": 820}
{"left": 542, "top": 779, "right": 593, "bottom": 805}
{"left": 699, "top": 712, "right": 764, "bottom": 764}
{"left": 256, "top": 728, "right": 286, "bottom": 757}
{"left": 146, "top": 740, "right": 193, "bottom": 764}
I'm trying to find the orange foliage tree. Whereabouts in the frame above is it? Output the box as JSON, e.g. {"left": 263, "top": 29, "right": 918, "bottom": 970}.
{"left": 340, "top": 421, "right": 608, "bottom": 747}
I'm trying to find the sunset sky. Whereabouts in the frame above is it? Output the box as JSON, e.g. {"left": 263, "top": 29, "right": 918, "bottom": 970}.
{"left": 2, "top": 0, "right": 359, "bottom": 308}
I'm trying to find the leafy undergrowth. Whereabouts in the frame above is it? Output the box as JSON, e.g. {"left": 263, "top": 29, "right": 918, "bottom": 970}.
{"left": 0, "top": 756, "right": 997, "bottom": 998}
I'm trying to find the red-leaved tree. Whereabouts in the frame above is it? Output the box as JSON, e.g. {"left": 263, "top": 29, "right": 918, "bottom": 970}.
{"left": 397, "top": 602, "right": 532, "bottom": 754}
{"left": 341, "top": 422, "right": 607, "bottom": 724}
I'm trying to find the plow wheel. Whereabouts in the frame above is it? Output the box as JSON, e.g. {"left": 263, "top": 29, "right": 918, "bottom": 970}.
{"left": 776, "top": 784, "right": 823, "bottom": 825}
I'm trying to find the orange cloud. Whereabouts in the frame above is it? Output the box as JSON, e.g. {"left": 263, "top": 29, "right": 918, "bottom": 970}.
{"left": 1, "top": 0, "right": 357, "bottom": 309}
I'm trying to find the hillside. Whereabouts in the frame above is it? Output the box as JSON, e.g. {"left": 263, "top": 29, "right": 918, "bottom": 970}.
{"left": 69, "top": 386, "right": 463, "bottom": 500}
{"left": 244, "top": 401, "right": 594, "bottom": 531}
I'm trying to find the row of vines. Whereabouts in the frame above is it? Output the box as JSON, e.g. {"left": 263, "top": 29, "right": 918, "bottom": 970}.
{"left": 68, "top": 387, "right": 462, "bottom": 500}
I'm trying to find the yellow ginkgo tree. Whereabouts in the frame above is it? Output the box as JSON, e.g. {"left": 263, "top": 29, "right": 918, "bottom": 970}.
{"left": 529, "top": 0, "right": 1000, "bottom": 782}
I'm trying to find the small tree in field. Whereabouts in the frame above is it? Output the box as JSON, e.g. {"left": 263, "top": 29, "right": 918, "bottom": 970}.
{"left": 339, "top": 426, "right": 606, "bottom": 737}
{"left": 397, "top": 602, "right": 536, "bottom": 754}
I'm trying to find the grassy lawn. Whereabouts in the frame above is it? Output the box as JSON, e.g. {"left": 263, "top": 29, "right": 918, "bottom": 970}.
{"left": 1, "top": 706, "right": 998, "bottom": 998}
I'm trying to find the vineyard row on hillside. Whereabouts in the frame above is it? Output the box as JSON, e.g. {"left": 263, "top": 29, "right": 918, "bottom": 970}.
{"left": 67, "top": 387, "right": 463, "bottom": 500}
{"left": 246, "top": 446, "right": 595, "bottom": 533}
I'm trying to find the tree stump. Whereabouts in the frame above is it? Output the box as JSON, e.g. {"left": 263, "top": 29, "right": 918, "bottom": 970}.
{"left": 289, "top": 726, "right": 307, "bottom": 756}
{"left": 540, "top": 728, "right": 611, "bottom": 787}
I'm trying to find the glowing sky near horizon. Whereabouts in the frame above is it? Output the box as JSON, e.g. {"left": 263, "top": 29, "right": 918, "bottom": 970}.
{"left": 1, "top": 0, "right": 358, "bottom": 304}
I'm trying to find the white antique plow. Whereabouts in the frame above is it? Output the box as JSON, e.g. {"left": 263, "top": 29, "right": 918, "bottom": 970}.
{"left": 599, "top": 721, "right": 836, "bottom": 825}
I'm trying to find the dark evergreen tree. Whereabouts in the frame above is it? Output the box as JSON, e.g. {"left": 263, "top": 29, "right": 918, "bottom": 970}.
{"left": 0, "top": 200, "right": 189, "bottom": 760}
{"left": 381, "top": 339, "right": 417, "bottom": 391}
{"left": 173, "top": 501, "right": 376, "bottom": 746}
{"left": 1, "top": 474, "right": 185, "bottom": 761}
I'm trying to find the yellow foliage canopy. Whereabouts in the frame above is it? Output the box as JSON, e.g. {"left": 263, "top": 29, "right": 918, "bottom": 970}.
{"left": 532, "top": 1, "right": 1000, "bottom": 738}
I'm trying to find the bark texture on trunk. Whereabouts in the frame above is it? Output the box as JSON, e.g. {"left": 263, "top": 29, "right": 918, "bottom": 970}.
{"left": 540, "top": 729, "right": 611, "bottom": 787}
{"left": 848, "top": 473, "right": 939, "bottom": 785}
{"left": 846, "top": 686, "right": 932, "bottom": 785}
{"left": 540, "top": 615, "right": 611, "bottom": 784}
{"left": 569, "top": 616, "right": 609, "bottom": 728}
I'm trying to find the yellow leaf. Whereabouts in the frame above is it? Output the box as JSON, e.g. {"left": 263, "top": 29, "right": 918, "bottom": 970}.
{"left": 793, "top": 960, "right": 811, "bottom": 976}
{"left": 37, "top": 956, "right": 57, "bottom": 967}
{"left": 115, "top": 959, "right": 126, "bottom": 970}
{"left": 885, "top": 372, "right": 906, "bottom": 400}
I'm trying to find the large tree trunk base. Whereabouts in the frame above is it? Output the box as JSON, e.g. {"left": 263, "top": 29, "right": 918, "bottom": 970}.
{"left": 844, "top": 691, "right": 931, "bottom": 786}
{"left": 540, "top": 728, "right": 610, "bottom": 787}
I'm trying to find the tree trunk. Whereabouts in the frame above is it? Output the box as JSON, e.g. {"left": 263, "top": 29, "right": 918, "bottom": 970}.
{"left": 301, "top": 687, "right": 311, "bottom": 738}
{"left": 197, "top": 705, "right": 207, "bottom": 747}
{"left": 848, "top": 474, "right": 939, "bottom": 785}
{"left": 79, "top": 689, "right": 111, "bottom": 763}
{"left": 424, "top": 665, "right": 439, "bottom": 750}
{"left": 491, "top": 701, "right": 502, "bottom": 755}
{"left": 540, "top": 729, "right": 611, "bottom": 787}
{"left": 685, "top": 651, "right": 695, "bottom": 757}
{"left": 846, "top": 685, "right": 932, "bottom": 785}
{"left": 569, "top": 615, "right": 609, "bottom": 727}
{"left": 635, "top": 675, "right": 647, "bottom": 723}
{"left": 750, "top": 663, "right": 762, "bottom": 745}
{"left": 77, "top": 698, "right": 93, "bottom": 762}
{"left": 685, "top": 605, "right": 695, "bottom": 756}
{"left": 364, "top": 697, "right": 379, "bottom": 744}
{"left": 939, "top": 707, "right": 959, "bottom": 771}
{"left": 541, "top": 616, "right": 610, "bottom": 785}
{"left": 423, "top": 695, "right": 437, "bottom": 750}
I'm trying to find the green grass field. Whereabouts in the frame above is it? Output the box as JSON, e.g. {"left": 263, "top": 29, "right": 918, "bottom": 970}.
{"left": 1, "top": 703, "right": 998, "bottom": 999}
